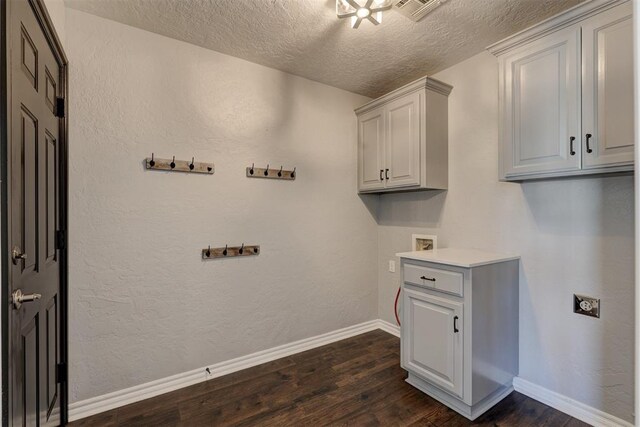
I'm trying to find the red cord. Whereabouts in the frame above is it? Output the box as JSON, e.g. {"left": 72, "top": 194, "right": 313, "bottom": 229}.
{"left": 394, "top": 287, "right": 401, "bottom": 326}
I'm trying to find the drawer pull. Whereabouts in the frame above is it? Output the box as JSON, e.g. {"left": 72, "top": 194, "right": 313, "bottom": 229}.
{"left": 420, "top": 276, "right": 436, "bottom": 282}
{"left": 454, "top": 316, "right": 459, "bottom": 333}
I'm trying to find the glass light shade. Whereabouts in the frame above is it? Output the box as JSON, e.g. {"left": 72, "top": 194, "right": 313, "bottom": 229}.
{"left": 336, "top": 0, "right": 393, "bottom": 15}
{"left": 356, "top": 8, "right": 371, "bottom": 18}
{"left": 337, "top": 0, "right": 393, "bottom": 28}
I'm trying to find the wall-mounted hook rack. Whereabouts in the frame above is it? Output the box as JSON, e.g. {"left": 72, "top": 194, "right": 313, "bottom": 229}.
{"left": 145, "top": 154, "right": 214, "bottom": 174}
{"left": 246, "top": 164, "right": 296, "bottom": 180}
{"left": 202, "top": 244, "right": 260, "bottom": 259}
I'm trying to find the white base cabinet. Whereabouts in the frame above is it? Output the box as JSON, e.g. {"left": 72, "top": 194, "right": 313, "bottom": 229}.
{"left": 397, "top": 249, "right": 519, "bottom": 421}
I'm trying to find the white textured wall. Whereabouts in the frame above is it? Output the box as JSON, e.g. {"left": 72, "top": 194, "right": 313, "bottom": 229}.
{"left": 377, "top": 52, "right": 635, "bottom": 422}
{"left": 65, "top": 9, "right": 377, "bottom": 403}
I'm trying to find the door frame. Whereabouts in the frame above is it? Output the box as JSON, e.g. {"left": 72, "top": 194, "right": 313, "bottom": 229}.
{"left": 0, "top": 0, "right": 69, "bottom": 424}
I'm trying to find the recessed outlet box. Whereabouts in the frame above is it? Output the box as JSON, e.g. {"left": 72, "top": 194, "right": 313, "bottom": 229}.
{"left": 573, "top": 294, "right": 600, "bottom": 318}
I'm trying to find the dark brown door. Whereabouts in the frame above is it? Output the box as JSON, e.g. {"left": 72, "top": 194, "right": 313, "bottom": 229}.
{"left": 6, "top": 0, "right": 67, "bottom": 425}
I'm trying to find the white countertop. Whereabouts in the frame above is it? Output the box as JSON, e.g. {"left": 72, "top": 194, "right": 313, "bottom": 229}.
{"left": 395, "top": 248, "right": 520, "bottom": 268}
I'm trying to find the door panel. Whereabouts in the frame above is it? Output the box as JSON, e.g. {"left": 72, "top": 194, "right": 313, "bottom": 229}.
{"left": 45, "top": 297, "right": 58, "bottom": 423}
{"left": 8, "top": 0, "right": 64, "bottom": 425}
{"left": 20, "top": 105, "right": 39, "bottom": 273}
{"left": 46, "top": 131, "right": 57, "bottom": 262}
{"left": 402, "top": 289, "right": 463, "bottom": 398}
{"left": 503, "top": 27, "right": 581, "bottom": 177}
{"left": 22, "top": 317, "right": 40, "bottom": 426}
{"left": 582, "top": 3, "right": 634, "bottom": 168}
{"left": 385, "top": 92, "right": 421, "bottom": 188}
{"left": 358, "top": 107, "right": 386, "bottom": 191}
{"left": 20, "top": 25, "right": 38, "bottom": 89}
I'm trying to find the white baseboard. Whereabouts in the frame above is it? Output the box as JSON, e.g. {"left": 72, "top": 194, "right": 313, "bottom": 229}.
{"left": 513, "top": 377, "right": 633, "bottom": 427}
{"left": 69, "top": 319, "right": 394, "bottom": 421}
{"left": 377, "top": 319, "right": 401, "bottom": 337}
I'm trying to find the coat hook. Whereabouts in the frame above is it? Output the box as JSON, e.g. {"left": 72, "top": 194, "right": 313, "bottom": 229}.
{"left": 170, "top": 156, "right": 176, "bottom": 169}
{"left": 239, "top": 243, "right": 244, "bottom": 255}
{"left": 206, "top": 245, "right": 211, "bottom": 258}
{"left": 278, "top": 166, "right": 283, "bottom": 177}
{"left": 250, "top": 163, "right": 255, "bottom": 175}
{"left": 189, "top": 157, "right": 195, "bottom": 171}
{"left": 291, "top": 167, "right": 296, "bottom": 179}
{"left": 149, "top": 153, "right": 156, "bottom": 167}
{"left": 223, "top": 244, "right": 228, "bottom": 256}
{"left": 264, "top": 165, "right": 269, "bottom": 176}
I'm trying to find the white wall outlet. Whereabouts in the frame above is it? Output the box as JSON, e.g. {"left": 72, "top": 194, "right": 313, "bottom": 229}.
{"left": 573, "top": 294, "right": 600, "bottom": 318}
{"left": 388, "top": 260, "right": 396, "bottom": 273}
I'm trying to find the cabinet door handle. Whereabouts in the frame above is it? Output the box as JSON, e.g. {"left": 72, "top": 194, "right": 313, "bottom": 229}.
{"left": 569, "top": 136, "right": 576, "bottom": 156}
{"left": 420, "top": 276, "right": 436, "bottom": 282}
{"left": 586, "top": 133, "right": 593, "bottom": 154}
{"left": 453, "top": 316, "right": 459, "bottom": 333}
{"left": 380, "top": 170, "right": 383, "bottom": 181}
{"left": 385, "top": 169, "right": 389, "bottom": 180}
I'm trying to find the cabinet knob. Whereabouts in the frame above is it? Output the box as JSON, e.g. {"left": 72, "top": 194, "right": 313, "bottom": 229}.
{"left": 380, "top": 170, "right": 384, "bottom": 181}
{"left": 586, "top": 134, "right": 593, "bottom": 154}
{"left": 385, "top": 169, "right": 389, "bottom": 180}
{"left": 453, "top": 316, "right": 459, "bottom": 333}
{"left": 420, "top": 276, "right": 436, "bottom": 282}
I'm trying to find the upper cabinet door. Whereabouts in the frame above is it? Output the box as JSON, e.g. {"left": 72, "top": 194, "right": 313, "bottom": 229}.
{"left": 502, "top": 27, "right": 581, "bottom": 178}
{"left": 358, "top": 107, "right": 386, "bottom": 191}
{"left": 581, "top": 3, "right": 634, "bottom": 169}
{"left": 385, "top": 92, "right": 421, "bottom": 188}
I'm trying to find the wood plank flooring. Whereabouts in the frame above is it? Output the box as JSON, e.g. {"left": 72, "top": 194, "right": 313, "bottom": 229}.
{"left": 69, "top": 330, "right": 590, "bottom": 426}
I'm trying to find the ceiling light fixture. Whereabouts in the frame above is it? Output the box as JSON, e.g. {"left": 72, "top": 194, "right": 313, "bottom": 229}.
{"left": 336, "top": 0, "right": 393, "bottom": 29}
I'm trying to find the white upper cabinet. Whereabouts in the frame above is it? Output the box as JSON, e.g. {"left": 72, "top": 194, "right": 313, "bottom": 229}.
{"left": 489, "top": 0, "right": 633, "bottom": 181}
{"left": 355, "top": 77, "right": 452, "bottom": 193}
{"left": 502, "top": 27, "right": 582, "bottom": 177}
{"left": 581, "top": 3, "right": 634, "bottom": 169}
{"left": 358, "top": 107, "right": 386, "bottom": 191}
{"left": 386, "top": 92, "right": 421, "bottom": 188}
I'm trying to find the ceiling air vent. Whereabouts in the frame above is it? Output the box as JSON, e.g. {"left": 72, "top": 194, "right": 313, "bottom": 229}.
{"left": 394, "top": 0, "right": 448, "bottom": 22}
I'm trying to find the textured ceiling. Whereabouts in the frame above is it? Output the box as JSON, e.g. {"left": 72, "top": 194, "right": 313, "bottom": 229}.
{"left": 65, "top": 0, "right": 584, "bottom": 98}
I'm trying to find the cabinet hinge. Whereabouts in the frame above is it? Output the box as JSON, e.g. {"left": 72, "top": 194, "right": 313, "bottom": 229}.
{"left": 56, "top": 230, "right": 66, "bottom": 250}
{"left": 55, "top": 97, "right": 65, "bottom": 118}
{"left": 56, "top": 363, "right": 67, "bottom": 384}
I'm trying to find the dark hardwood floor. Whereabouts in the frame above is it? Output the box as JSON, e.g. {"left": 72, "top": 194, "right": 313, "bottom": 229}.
{"left": 69, "top": 330, "right": 590, "bottom": 426}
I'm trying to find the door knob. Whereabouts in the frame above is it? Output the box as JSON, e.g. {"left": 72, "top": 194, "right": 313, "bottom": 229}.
{"left": 12, "top": 289, "right": 41, "bottom": 309}
{"left": 11, "top": 247, "right": 26, "bottom": 265}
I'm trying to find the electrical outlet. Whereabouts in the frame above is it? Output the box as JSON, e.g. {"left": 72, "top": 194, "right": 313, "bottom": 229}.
{"left": 388, "top": 260, "right": 396, "bottom": 273}
{"left": 573, "top": 294, "right": 600, "bottom": 318}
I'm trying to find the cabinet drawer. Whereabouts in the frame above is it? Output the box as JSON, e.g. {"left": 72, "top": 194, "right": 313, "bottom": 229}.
{"left": 404, "top": 263, "right": 463, "bottom": 297}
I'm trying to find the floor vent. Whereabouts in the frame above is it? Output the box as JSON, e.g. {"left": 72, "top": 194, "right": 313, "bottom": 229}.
{"left": 394, "top": 0, "right": 448, "bottom": 22}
